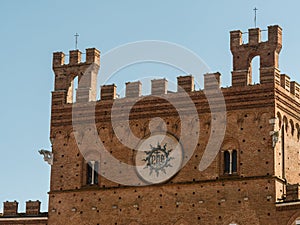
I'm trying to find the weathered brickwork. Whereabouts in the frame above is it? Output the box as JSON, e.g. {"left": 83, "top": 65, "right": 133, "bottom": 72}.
{"left": 2, "top": 24, "right": 300, "bottom": 225}
{"left": 46, "top": 25, "right": 300, "bottom": 225}
{"left": 0, "top": 201, "right": 48, "bottom": 225}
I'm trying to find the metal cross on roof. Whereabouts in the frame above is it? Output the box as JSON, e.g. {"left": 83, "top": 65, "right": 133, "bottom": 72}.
{"left": 253, "top": 7, "right": 258, "bottom": 28}
{"left": 74, "top": 33, "right": 79, "bottom": 50}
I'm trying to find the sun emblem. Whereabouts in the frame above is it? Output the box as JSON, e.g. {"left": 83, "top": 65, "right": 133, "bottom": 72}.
{"left": 135, "top": 134, "right": 183, "bottom": 184}
{"left": 143, "top": 142, "right": 174, "bottom": 177}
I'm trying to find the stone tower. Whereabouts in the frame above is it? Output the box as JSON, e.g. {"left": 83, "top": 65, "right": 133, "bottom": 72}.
{"left": 48, "top": 25, "right": 300, "bottom": 225}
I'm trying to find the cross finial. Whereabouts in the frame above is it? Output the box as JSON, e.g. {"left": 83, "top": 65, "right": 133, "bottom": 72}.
{"left": 253, "top": 7, "right": 258, "bottom": 28}
{"left": 74, "top": 33, "right": 79, "bottom": 50}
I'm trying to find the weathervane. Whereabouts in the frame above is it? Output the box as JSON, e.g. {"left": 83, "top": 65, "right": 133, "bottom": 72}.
{"left": 74, "top": 33, "right": 79, "bottom": 49}
{"left": 253, "top": 7, "right": 258, "bottom": 28}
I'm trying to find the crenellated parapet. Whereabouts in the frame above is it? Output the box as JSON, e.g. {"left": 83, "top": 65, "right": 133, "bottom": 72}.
{"left": 151, "top": 78, "right": 168, "bottom": 95}
{"left": 204, "top": 72, "right": 221, "bottom": 90}
{"left": 290, "top": 81, "right": 300, "bottom": 99}
{"left": 230, "top": 25, "right": 282, "bottom": 86}
{"left": 97, "top": 73, "right": 220, "bottom": 100}
{"left": 2, "top": 200, "right": 45, "bottom": 217}
{"left": 3, "top": 201, "right": 18, "bottom": 216}
{"left": 52, "top": 48, "right": 100, "bottom": 105}
{"left": 50, "top": 25, "right": 300, "bottom": 111}
{"left": 228, "top": 25, "right": 300, "bottom": 103}
{"left": 280, "top": 74, "right": 291, "bottom": 92}
{"left": 278, "top": 74, "right": 300, "bottom": 100}
{"left": 52, "top": 48, "right": 100, "bottom": 69}
{"left": 177, "top": 75, "right": 194, "bottom": 92}
{"left": 125, "top": 81, "right": 142, "bottom": 98}
{"left": 100, "top": 84, "right": 117, "bottom": 100}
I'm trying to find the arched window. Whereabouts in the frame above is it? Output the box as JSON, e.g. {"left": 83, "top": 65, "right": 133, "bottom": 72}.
{"left": 224, "top": 150, "right": 238, "bottom": 175}
{"left": 232, "top": 150, "right": 237, "bottom": 173}
{"left": 66, "top": 76, "right": 78, "bottom": 103}
{"left": 250, "top": 55, "right": 260, "bottom": 84}
{"left": 87, "top": 160, "right": 99, "bottom": 185}
{"left": 224, "top": 151, "right": 230, "bottom": 173}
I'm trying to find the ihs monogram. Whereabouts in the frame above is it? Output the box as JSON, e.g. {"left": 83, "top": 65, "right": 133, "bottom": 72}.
{"left": 143, "top": 143, "right": 174, "bottom": 177}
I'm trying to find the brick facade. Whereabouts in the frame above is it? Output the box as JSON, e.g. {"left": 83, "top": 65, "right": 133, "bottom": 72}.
{"left": 2, "top": 24, "right": 300, "bottom": 225}
{"left": 46, "top": 25, "right": 300, "bottom": 225}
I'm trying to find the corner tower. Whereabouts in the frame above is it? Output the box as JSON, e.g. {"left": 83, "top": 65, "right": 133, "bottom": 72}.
{"left": 52, "top": 48, "right": 100, "bottom": 105}
{"left": 49, "top": 48, "right": 100, "bottom": 194}
{"left": 230, "top": 25, "right": 282, "bottom": 86}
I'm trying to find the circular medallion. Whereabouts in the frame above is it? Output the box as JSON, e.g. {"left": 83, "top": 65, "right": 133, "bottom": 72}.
{"left": 135, "top": 133, "right": 183, "bottom": 184}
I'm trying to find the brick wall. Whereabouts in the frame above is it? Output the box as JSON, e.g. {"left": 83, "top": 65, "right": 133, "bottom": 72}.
{"left": 48, "top": 25, "right": 300, "bottom": 225}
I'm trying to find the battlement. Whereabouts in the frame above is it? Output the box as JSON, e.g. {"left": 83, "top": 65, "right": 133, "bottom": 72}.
{"left": 26, "top": 200, "right": 41, "bottom": 215}
{"left": 52, "top": 48, "right": 100, "bottom": 68}
{"left": 97, "top": 73, "right": 221, "bottom": 100}
{"left": 2, "top": 200, "right": 44, "bottom": 217}
{"left": 230, "top": 25, "right": 282, "bottom": 50}
{"left": 101, "top": 84, "right": 117, "bottom": 100}
{"left": 230, "top": 25, "right": 282, "bottom": 87}
{"left": 177, "top": 75, "right": 194, "bottom": 92}
{"left": 281, "top": 74, "right": 291, "bottom": 92}
{"left": 3, "top": 201, "right": 18, "bottom": 216}
{"left": 151, "top": 78, "right": 168, "bottom": 95}
{"left": 51, "top": 72, "right": 300, "bottom": 106}
{"left": 97, "top": 74, "right": 298, "bottom": 101}
{"left": 291, "top": 81, "right": 300, "bottom": 99}
{"left": 204, "top": 72, "right": 221, "bottom": 89}
{"left": 51, "top": 26, "right": 300, "bottom": 107}
{"left": 279, "top": 74, "right": 300, "bottom": 100}
{"left": 126, "top": 81, "right": 142, "bottom": 97}
{"left": 52, "top": 48, "right": 100, "bottom": 105}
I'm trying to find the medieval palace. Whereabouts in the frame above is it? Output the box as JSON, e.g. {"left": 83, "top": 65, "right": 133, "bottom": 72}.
{"left": 1, "top": 25, "right": 300, "bottom": 225}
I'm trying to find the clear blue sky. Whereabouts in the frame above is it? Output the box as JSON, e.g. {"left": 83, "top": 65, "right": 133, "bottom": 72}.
{"left": 1, "top": 0, "right": 300, "bottom": 212}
